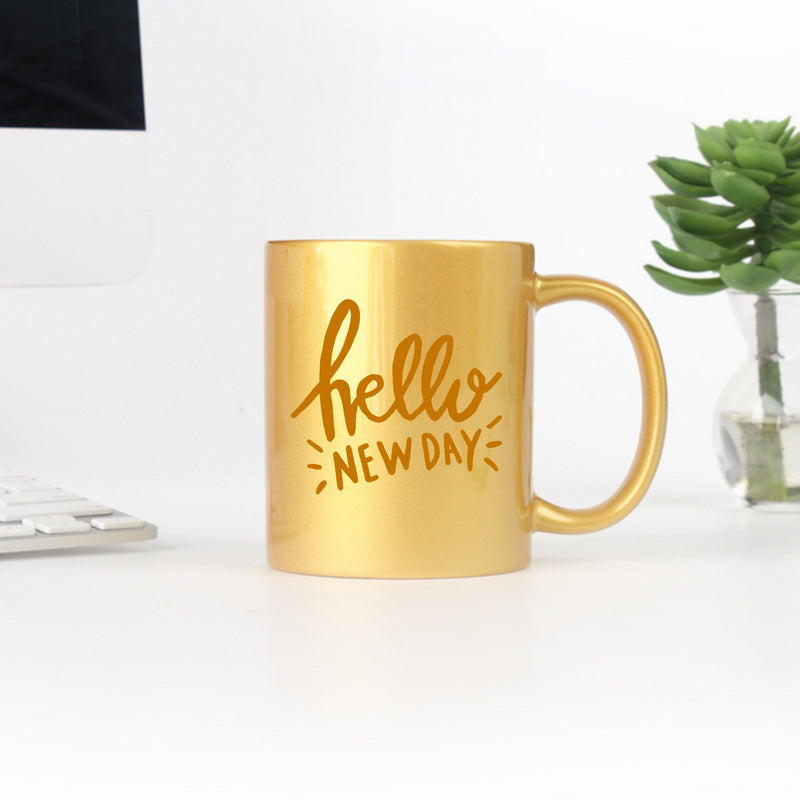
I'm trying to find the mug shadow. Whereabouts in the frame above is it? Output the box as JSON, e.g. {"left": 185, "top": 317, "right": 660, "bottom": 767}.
{"left": 530, "top": 496, "right": 800, "bottom": 566}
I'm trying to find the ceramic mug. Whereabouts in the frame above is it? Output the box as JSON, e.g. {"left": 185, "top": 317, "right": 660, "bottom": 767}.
{"left": 266, "top": 240, "right": 666, "bottom": 578}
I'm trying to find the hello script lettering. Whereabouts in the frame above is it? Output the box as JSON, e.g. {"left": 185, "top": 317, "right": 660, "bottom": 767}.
{"left": 291, "top": 299, "right": 504, "bottom": 493}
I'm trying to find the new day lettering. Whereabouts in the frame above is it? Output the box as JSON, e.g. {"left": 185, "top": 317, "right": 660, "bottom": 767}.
{"left": 291, "top": 299, "right": 502, "bottom": 441}
{"left": 331, "top": 428, "right": 484, "bottom": 490}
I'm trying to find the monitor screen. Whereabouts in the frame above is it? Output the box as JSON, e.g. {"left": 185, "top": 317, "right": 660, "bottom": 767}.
{"left": 0, "top": 0, "right": 150, "bottom": 286}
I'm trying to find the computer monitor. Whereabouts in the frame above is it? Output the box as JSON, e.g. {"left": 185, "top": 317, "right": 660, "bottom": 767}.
{"left": 0, "top": 0, "right": 150, "bottom": 286}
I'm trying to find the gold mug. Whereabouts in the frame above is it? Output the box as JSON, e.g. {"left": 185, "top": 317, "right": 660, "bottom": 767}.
{"left": 266, "top": 240, "right": 667, "bottom": 578}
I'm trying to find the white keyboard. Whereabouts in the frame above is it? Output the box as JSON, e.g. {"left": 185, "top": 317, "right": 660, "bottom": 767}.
{"left": 0, "top": 469, "right": 157, "bottom": 553}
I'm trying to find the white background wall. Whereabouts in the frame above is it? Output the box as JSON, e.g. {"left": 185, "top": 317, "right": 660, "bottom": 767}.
{"left": 3, "top": 0, "right": 797, "bottom": 502}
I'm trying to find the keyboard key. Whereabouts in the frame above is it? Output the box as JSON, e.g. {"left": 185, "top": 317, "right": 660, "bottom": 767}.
{"left": 0, "top": 479, "right": 58, "bottom": 493}
{"left": 90, "top": 516, "right": 145, "bottom": 531}
{"left": 0, "top": 523, "right": 37, "bottom": 538}
{"left": 0, "top": 490, "right": 81, "bottom": 505}
{"left": 0, "top": 470, "right": 27, "bottom": 480}
{"left": 0, "top": 500, "right": 112, "bottom": 523}
{"left": 23, "top": 515, "right": 92, "bottom": 534}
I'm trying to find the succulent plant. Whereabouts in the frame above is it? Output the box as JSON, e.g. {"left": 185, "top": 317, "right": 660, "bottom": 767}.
{"left": 645, "top": 118, "right": 800, "bottom": 504}
{"left": 645, "top": 117, "right": 800, "bottom": 295}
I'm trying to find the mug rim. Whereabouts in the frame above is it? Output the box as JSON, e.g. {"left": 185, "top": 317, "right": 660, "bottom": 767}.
{"left": 267, "top": 239, "right": 532, "bottom": 248}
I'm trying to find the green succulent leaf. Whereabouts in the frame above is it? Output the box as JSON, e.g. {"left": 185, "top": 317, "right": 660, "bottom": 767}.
{"left": 754, "top": 235, "right": 773, "bottom": 251}
{"left": 754, "top": 212, "right": 775, "bottom": 231}
{"left": 650, "top": 163, "right": 716, "bottom": 197}
{"left": 740, "top": 168, "right": 777, "bottom": 186}
{"left": 767, "top": 229, "right": 800, "bottom": 247}
{"left": 651, "top": 199, "right": 675, "bottom": 225}
{"left": 771, "top": 187, "right": 799, "bottom": 203}
{"left": 651, "top": 194, "right": 739, "bottom": 216}
{"left": 710, "top": 168, "right": 770, "bottom": 209}
{"left": 777, "top": 171, "right": 800, "bottom": 190}
{"left": 652, "top": 241, "right": 719, "bottom": 273}
{"left": 767, "top": 117, "right": 792, "bottom": 143}
{"left": 765, "top": 249, "right": 800, "bottom": 280}
{"left": 783, "top": 135, "right": 800, "bottom": 162}
{"left": 653, "top": 156, "right": 712, "bottom": 186}
{"left": 651, "top": 196, "right": 678, "bottom": 224}
{"left": 644, "top": 265, "right": 727, "bottom": 295}
{"left": 774, "top": 204, "right": 800, "bottom": 224}
{"left": 782, "top": 269, "right": 800, "bottom": 285}
{"left": 734, "top": 139, "right": 787, "bottom": 174}
{"left": 778, "top": 126, "right": 796, "bottom": 148}
{"left": 774, "top": 216, "right": 800, "bottom": 233}
{"left": 672, "top": 229, "right": 753, "bottom": 262}
{"left": 776, "top": 192, "right": 800, "bottom": 208}
{"left": 724, "top": 119, "right": 758, "bottom": 145}
{"left": 702, "top": 227, "right": 757, "bottom": 248}
{"left": 695, "top": 124, "right": 735, "bottom": 163}
{"left": 720, "top": 262, "right": 781, "bottom": 292}
{"left": 751, "top": 120, "right": 770, "bottom": 141}
{"left": 667, "top": 207, "right": 745, "bottom": 236}
{"left": 652, "top": 197, "right": 748, "bottom": 231}
{"left": 713, "top": 160, "right": 777, "bottom": 186}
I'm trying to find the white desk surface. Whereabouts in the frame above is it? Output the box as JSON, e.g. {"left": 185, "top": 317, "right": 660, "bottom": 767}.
{"left": 1, "top": 477, "right": 798, "bottom": 799}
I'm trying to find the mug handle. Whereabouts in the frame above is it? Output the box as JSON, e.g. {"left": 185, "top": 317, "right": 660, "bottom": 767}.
{"left": 524, "top": 273, "right": 668, "bottom": 534}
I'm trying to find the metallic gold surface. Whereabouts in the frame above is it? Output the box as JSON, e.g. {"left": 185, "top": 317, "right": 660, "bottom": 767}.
{"left": 266, "top": 241, "right": 667, "bottom": 578}
{"left": 526, "top": 274, "right": 668, "bottom": 533}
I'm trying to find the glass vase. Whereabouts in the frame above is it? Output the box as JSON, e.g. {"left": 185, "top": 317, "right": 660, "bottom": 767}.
{"left": 715, "top": 285, "right": 800, "bottom": 509}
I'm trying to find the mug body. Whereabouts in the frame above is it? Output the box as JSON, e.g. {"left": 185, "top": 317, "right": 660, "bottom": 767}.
{"left": 266, "top": 240, "right": 534, "bottom": 578}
